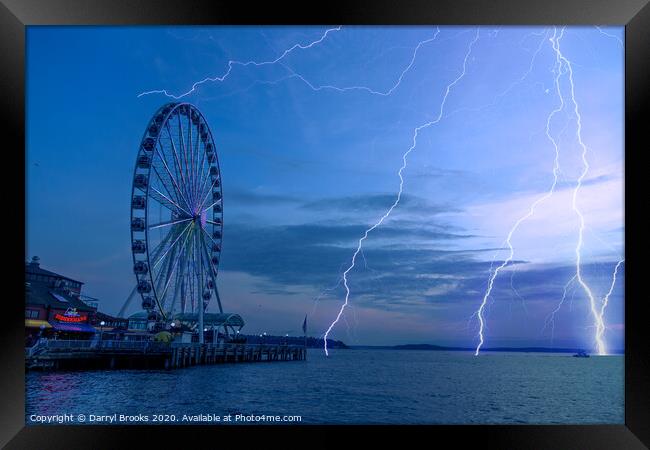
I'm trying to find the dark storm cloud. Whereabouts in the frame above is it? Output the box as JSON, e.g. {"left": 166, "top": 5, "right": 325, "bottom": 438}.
{"left": 226, "top": 188, "right": 302, "bottom": 206}
{"left": 301, "top": 193, "right": 461, "bottom": 216}
{"left": 321, "top": 260, "right": 623, "bottom": 315}
{"left": 408, "top": 165, "right": 470, "bottom": 179}
{"left": 219, "top": 218, "right": 501, "bottom": 302}
{"left": 556, "top": 174, "right": 617, "bottom": 189}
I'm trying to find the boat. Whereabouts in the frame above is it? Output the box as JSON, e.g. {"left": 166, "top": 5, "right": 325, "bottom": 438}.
{"left": 572, "top": 350, "right": 590, "bottom": 358}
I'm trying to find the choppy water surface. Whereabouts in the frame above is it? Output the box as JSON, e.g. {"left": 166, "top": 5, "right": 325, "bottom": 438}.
{"left": 26, "top": 350, "right": 624, "bottom": 424}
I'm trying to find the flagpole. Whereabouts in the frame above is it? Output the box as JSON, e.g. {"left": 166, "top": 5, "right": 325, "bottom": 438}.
{"left": 302, "top": 314, "right": 307, "bottom": 360}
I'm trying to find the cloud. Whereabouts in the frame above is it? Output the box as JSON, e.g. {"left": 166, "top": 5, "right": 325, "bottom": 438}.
{"left": 555, "top": 173, "right": 617, "bottom": 189}
{"left": 226, "top": 188, "right": 302, "bottom": 206}
{"left": 219, "top": 218, "right": 522, "bottom": 306}
{"left": 301, "top": 193, "right": 461, "bottom": 216}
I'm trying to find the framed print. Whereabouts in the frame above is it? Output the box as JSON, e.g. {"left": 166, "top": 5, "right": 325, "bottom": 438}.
{"left": 2, "top": 0, "right": 648, "bottom": 448}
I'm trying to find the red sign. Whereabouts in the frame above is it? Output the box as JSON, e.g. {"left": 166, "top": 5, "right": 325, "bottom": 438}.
{"left": 54, "top": 313, "right": 87, "bottom": 323}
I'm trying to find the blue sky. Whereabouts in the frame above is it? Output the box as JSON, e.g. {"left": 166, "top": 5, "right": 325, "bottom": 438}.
{"left": 26, "top": 26, "right": 624, "bottom": 350}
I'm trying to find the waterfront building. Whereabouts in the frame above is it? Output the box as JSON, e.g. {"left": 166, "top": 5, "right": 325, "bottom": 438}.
{"left": 26, "top": 256, "right": 83, "bottom": 295}
{"left": 25, "top": 256, "right": 97, "bottom": 342}
{"left": 78, "top": 294, "right": 100, "bottom": 310}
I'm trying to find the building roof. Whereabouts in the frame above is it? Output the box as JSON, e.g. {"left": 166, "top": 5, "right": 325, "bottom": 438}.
{"left": 128, "top": 311, "right": 150, "bottom": 320}
{"left": 25, "top": 281, "right": 95, "bottom": 312}
{"left": 25, "top": 259, "right": 84, "bottom": 285}
{"left": 173, "top": 312, "right": 245, "bottom": 327}
{"left": 94, "top": 311, "right": 127, "bottom": 321}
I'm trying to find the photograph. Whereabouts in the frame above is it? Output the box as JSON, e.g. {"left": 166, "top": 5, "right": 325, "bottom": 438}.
{"left": 24, "top": 24, "right": 625, "bottom": 426}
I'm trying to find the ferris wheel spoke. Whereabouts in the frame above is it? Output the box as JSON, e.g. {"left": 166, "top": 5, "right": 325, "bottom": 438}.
{"left": 177, "top": 112, "right": 194, "bottom": 210}
{"left": 198, "top": 175, "right": 222, "bottom": 213}
{"left": 153, "top": 139, "right": 184, "bottom": 202}
{"left": 187, "top": 236, "right": 197, "bottom": 313}
{"left": 196, "top": 173, "right": 214, "bottom": 212}
{"left": 196, "top": 155, "right": 211, "bottom": 210}
{"left": 152, "top": 241, "right": 175, "bottom": 297}
{"left": 150, "top": 164, "right": 186, "bottom": 212}
{"left": 199, "top": 231, "right": 216, "bottom": 279}
{"left": 149, "top": 217, "right": 192, "bottom": 230}
{"left": 202, "top": 199, "right": 223, "bottom": 214}
{"left": 200, "top": 225, "right": 221, "bottom": 249}
{"left": 195, "top": 127, "right": 208, "bottom": 213}
{"left": 199, "top": 232, "right": 221, "bottom": 310}
{"left": 187, "top": 113, "right": 197, "bottom": 210}
{"left": 158, "top": 224, "right": 194, "bottom": 304}
{"left": 154, "top": 144, "right": 193, "bottom": 213}
{"left": 204, "top": 237, "right": 223, "bottom": 313}
{"left": 198, "top": 231, "right": 207, "bottom": 308}
{"left": 147, "top": 187, "right": 183, "bottom": 216}
{"left": 193, "top": 231, "right": 202, "bottom": 312}
{"left": 157, "top": 240, "right": 181, "bottom": 311}
{"left": 191, "top": 123, "right": 202, "bottom": 210}
{"left": 169, "top": 247, "right": 187, "bottom": 316}
{"left": 152, "top": 221, "right": 192, "bottom": 270}
{"left": 149, "top": 186, "right": 192, "bottom": 217}
{"left": 197, "top": 157, "right": 219, "bottom": 212}
{"left": 148, "top": 228, "right": 173, "bottom": 260}
{"left": 164, "top": 122, "right": 191, "bottom": 207}
{"left": 188, "top": 113, "right": 197, "bottom": 210}
{"left": 191, "top": 237, "right": 197, "bottom": 313}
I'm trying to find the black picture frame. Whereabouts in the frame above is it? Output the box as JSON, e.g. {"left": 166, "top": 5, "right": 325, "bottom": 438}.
{"left": 2, "top": 0, "right": 648, "bottom": 447}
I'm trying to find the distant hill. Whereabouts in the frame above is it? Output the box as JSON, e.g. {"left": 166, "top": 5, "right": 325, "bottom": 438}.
{"left": 242, "top": 334, "right": 348, "bottom": 349}
{"left": 350, "top": 344, "right": 624, "bottom": 354}
{"left": 393, "top": 344, "right": 466, "bottom": 351}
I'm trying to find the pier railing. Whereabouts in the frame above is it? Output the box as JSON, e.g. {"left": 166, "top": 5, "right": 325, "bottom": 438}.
{"left": 27, "top": 339, "right": 306, "bottom": 355}
{"left": 34, "top": 339, "right": 171, "bottom": 353}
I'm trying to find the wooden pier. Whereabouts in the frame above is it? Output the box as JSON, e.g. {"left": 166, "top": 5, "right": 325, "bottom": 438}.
{"left": 26, "top": 340, "right": 306, "bottom": 371}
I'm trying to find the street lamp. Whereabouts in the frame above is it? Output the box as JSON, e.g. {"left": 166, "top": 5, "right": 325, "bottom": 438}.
{"left": 99, "top": 320, "right": 106, "bottom": 343}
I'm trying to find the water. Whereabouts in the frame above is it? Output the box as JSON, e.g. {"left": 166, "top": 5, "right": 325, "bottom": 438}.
{"left": 26, "top": 350, "right": 624, "bottom": 425}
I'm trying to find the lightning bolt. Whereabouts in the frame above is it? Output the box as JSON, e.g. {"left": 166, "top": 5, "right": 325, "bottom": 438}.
{"left": 278, "top": 27, "right": 441, "bottom": 96}
{"left": 553, "top": 27, "right": 614, "bottom": 355}
{"left": 309, "top": 276, "right": 344, "bottom": 317}
{"left": 138, "top": 26, "right": 343, "bottom": 99}
{"left": 594, "top": 26, "right": 624, "bottom": 48}
{"left": 542, "top": 275, "right": 577, "bottom": 342}
{"left": 475, "top": 27, "right": 623, "bottom": 356}
{"left": 322, "top": 29, "right": 480, "bottom": 356}
{"left": 595, "top": 258, "right": 624, "bottom": 350}
{"left": 474, "top": 27, "right": 565, "bottom": 356}
{"left": 138, "top": 26, "right": 444, "bottom": 101}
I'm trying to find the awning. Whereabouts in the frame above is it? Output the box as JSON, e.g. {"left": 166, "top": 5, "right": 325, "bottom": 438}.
{"left": 49, "top": 322, "right": 97, "bottom": 333}
{"left": 25, "top": 319, "right": 52, "bottom": 329}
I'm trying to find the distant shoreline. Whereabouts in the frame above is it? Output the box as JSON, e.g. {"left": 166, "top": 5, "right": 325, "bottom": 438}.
{"left": 347, "top": 344, "right": 624, "bottom": 354}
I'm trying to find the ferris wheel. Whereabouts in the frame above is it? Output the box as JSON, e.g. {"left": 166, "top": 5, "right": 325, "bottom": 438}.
{"left": 124, "top": 103, "right": 224, "bottom": 322}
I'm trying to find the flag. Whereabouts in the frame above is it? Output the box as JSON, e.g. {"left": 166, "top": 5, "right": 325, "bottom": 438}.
{"left": 302, "top": 314, "right": 307, "bottom": 335}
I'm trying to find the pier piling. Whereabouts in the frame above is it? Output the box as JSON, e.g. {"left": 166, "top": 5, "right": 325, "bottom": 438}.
{"left": 26, "top": 340, "right": 306, "bottom": 371}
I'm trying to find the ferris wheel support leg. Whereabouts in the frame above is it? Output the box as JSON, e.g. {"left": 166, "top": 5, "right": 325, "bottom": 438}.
{"left": 118, "top": 285, "right": 139, "bottom": 318}
{"left": 198, "top": 283, "right": 204, "bottom": 344}
{"left": 214, "top": 287, "right": 223, "bottom": 314}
